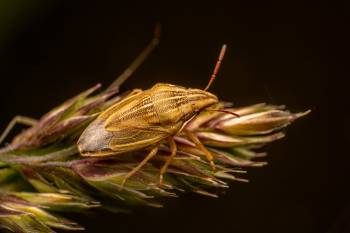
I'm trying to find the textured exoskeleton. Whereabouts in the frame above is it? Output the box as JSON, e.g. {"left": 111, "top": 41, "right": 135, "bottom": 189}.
{"left": 77, "top": 83, "right": 218, "bottom": 156}
{"left": 77, "top": 42, "right": 227, "bottom": 187}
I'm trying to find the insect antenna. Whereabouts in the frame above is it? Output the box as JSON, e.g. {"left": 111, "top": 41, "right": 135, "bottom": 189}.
{"left": 204, "top": 44, "right": 227, "bottom": 91}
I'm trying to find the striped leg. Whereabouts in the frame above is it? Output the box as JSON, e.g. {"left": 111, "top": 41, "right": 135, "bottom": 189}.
{"left": 159, "top": 137, "right": 177, "bottom": 185}
{"left": 120, "top": 142, "right": 160, "bottom": 190}
{"left": 185, "top": 130, "right": 216, "bottom": 171}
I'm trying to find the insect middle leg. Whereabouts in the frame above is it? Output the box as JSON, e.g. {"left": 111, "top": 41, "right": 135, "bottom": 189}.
{"left": 0, "top": 115, "right": 37, "bottom": 145}
{"left": 185, "top": 130, "right": 216, "bottom": 171}
{"left": 120, "top": 142, "right": 160, "bottom": 190}
{"left": 159, "top": 137, "right": 177, "bottom": 185}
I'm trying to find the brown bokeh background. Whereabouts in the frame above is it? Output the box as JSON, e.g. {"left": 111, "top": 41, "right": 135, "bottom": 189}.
{"left": 0, "top": 1, "right": 342, "bottom": 233}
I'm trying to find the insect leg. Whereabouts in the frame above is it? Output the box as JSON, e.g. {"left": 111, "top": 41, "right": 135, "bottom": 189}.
{"left": 0, "top": 116, "right": 37, "bottom": 145}
{"left": 185, "top": 130, "right": 216, "bottom": 171}
{"left": 159, "top": 137, "right": 177, "bottom": 185}
{"left": 120, "top": 142, "right": 160, "bottom": 189}
{"left": 106, "top": 24, "right": 161, "bottom": 92}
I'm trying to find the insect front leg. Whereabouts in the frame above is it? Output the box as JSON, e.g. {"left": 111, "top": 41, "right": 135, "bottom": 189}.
{"left": 185, "top": 130, "right": 216, "bottom": 171}
{"left": 120, "top": 142, "right": 160, "bottom": 190}
{"left": 159, "top": 137, "right": 177, "bottom": 185}
{"left": 0, "top": 115, "right": 37, "bottom": 145}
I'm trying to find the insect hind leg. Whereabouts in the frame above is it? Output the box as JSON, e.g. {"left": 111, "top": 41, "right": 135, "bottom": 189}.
{"left": 185, "top": 130, "right": 216, "bottom": 171}
{"left": 120, "top": 142, "right": 160, "bottom": 190}
{"left": 159, "top": 137, "right": 177, "bottom": 185}
{"left": 0, "top": 115, "right": 37, "bottom": 145}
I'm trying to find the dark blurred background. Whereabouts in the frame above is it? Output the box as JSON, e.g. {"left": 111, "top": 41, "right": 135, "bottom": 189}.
{"left": 0, "top": 1, "right": 343, "bottom": 233}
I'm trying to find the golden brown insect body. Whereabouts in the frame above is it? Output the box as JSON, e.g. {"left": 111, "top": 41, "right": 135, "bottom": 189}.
{"left": 77, "top": 83, "right": 218, "bottom": 156}
{"left": 77, "top": 41, "right": 227, "bottom": 187}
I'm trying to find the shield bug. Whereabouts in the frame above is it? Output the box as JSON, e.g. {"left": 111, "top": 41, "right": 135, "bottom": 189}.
{"left": 77, "top": 43, "right": 237, "bottom": 188}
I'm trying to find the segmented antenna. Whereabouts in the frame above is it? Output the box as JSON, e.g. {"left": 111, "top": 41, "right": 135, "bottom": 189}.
{"left": 204, "top": 44, "right": 227, "bottom": 91}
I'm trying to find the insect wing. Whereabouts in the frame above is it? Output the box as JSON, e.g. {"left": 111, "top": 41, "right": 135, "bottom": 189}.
{"left": 104, "top": 93, "right": 161, "bottom": 132}
{"left": 108, "top": 125, "right": 169, "bottom": 153}
{"left": 99, "top": 89, "right": 143, "bottom": 120}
